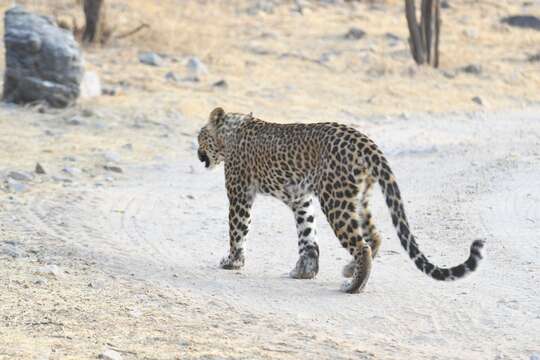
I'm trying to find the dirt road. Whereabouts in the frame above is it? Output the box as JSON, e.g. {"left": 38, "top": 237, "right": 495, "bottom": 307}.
{"left": 2, "top": 108, "right": 539, "bottom": 359}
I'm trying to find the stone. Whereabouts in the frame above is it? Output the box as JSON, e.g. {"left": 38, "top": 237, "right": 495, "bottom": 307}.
{"left": 1, "top": 243, "right": 26, "bottom": 258}
{"left": 138, "top": 52, "right": 162, "bottom": 66}
{"left": 36, "top": 264, "right": 63, "bottom": 278}
{"left": 385, "top": 33, "right": 400, "bottom": 42}
{"left": 62, "top": 167, "right": 82, "bottom": 176}
{"left": 460, "top": 64, "right": 482, "bottom": 75}
{"left": 103, "top": 165, "right": 123, "bottom": 173}
{"left": 8, "top": 171, "right": 32, "bottom": 181}
{"left": 80, "top": 71, "right": 101, "bottom": 99}
{"left": 65, "top": 116, "right": 84, "bottom": 126}
{"left": 3, "top": 6, "right": 83, "bottom": 108}
{"left": 101, "top": 86, "right": 116, "bottom": 96}
{"left": 33, "top": 278, "right": 48, "bottom": 286}
{"left": 103, "top": 151, "right": 120, "bottom": 163}
{"left": 528, "top": 52, "right": 540, "bottom": 62}
{"left": 6, "top": 178, "right": 27, "bottom": 193}
{"left": 344, "top": 27, "right": 366, "bottom": 40}
{"left": 212, "top": 79, "right": 228, "bottom": 89}
{"left": 501, "top": 15, "right": 540, "bottom": 31}
{"left": 246, "top": 1, "right": 276, "bottom": 15}
{"left": 35, "top": 162, "right": 46, "bottom": 174}
{"left": 530, "top": 353, "right": 540, "bottom": 360}
{"left": 99, "top": 349, "right": 122, "bottom": 360}
{"left": 186, "top": 56, "right": 208, "bottom": 79}
{"left": 471, "top": 96, "right": 484, "bottom": 106}
{"left": 441, "top": 0, "right": 450, "bottom": 8}
{"left": 165, "top": 71, "right": 182, "bottom": 82}
{"left": 52, "top": 176, "right": 72, "bottom": 183}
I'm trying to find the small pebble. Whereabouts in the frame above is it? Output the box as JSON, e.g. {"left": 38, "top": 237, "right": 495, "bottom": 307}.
{"left": 212, "top": 79, "right": 228, "bottom": 89}
{"left": 63, "top": 167, "right": 82, "bottom": 176}
{"left": 165, "top": 71, "right": 182, "bottom": 82}
{"left": 186, "top": 56, "right": 208, "bottom": 78}
{"left": 35, "top": 163, "right": 46, "bottom": 174}
{"left": 138, "top": 52, "right": 162, "bottom": 66}
{"left": 65, "top": 116, "right": 83, "bottom": 126}
{"left": 103, "top": 165, "right": 123, "bottom": 173}
{"left": 344, "top": 27, "right": 366, "bottom": 40}
{"left": 99, "top": 349, "right": 123, "bottom": 360}
{"left": 36, "top": 264, "right": 63, "bottom": 278}
{"left": 471, "top": 96, "right": 484, "bottom": 106}
{"left": 8, "top": 171, "right": 33, "bottom": 182}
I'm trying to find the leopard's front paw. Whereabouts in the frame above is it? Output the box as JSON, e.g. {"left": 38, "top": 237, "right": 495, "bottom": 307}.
{"left": 219, "top": 253, "right": 245, "bottom": 270}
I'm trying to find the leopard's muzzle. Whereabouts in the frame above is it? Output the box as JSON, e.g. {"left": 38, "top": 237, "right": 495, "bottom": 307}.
{"left": 197, "top": 149, "right": 210, "bottom": 168}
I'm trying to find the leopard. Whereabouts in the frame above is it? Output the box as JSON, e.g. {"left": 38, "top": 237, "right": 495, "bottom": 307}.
{"left": 197, "top": 107, "right": 484, "bottom": 293}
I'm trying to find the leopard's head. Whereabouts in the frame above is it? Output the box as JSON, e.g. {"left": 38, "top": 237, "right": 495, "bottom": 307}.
{"left": 197, "top": 107, "right": 226, "bottom": 169}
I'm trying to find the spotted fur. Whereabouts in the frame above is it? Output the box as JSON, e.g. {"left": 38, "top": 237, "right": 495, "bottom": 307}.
{"left": 197, "top": 107, "right": 484, "bottom": 293}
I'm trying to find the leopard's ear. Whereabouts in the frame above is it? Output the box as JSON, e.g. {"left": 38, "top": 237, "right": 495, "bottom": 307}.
{"left": 209, "top": 107, "right": 225, "bottom": 129}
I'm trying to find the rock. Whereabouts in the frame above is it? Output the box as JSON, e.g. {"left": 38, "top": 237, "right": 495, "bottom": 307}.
{"left": 385, "top": 33, "right": 400, "bottom": 42}
{"left": 212, "top": 79, "right": 228, "bottom": 89}
{"left": 121, "top": 143, "right": 133, "bottom": 151}
{"left": 80, "top": 71, "right": 101, "bottom": 99}
{"left": 442, "top": 70, "right": 457, "bottom": 79}
{"left": 81, "top": 108, "right": 95, "bottom": 117}
{"left": 103, "top": 151, "right": 120, "bottom": 163}
{"left": 65, "top": 116, "right": 84, "bottom": 126}
{"left": 101, "top": 86, "right": 116, "bottom": 96}
{"left": 52, "top": 176, "right": 72, "bottom": 183}
{"left": 99, "top": 349, "right": 123, "bottom": 360}
{"left": 460, "top": 64, "right": 482, "bottom": 75}
{"left": 36, "top": 264, "right": 63, "bottom": 278}
{"left": 440, "top": 0, "right": 450, "bottom": 8}
{"left": 528, "top": 52, "right": 540, "bottom": 62}
{"left": 246, "top": 1, "right": 276, "bottom": 15}
{"left": 471, "top": 96, "right": 484, "bottom": 106}
{"left": 62, "top": 167, "right": 82, "bottom": 176}
{"left": 63, "top": 155, "right": 77, "bottom": 162}
{"left": 530, "top": 353, "right": 540, "bottom": 360}
{"left": 344, "top": 27, "right": 366, "bottom": 40}
{"left": 165, "top": 71, "right": 182, "bottom": 82}
{"left": 2, "top": 6, "right": 83, "bottom": 108}
{"left": 138, "top": 52, "right": 162, "bottom": 66}
{"left": 103, "top": 165, "right": 123, "bottom": 173}
{"left": 35, "top": 162, "right": 46, "bottom": 174}
{"left": 8, "top": 171, "right": 33, "bottom": 181}
{"left": 1, "top": 243, "right": 26, "bottom": 258}
{"left": 186, "top": 57, "right": 208, "bottom": 79}
{"left": 501, "top": 15, "right": 540, "bottom": 31}
{"left": 33, "top": 278, "right": 48, "bottom": 286}
{"left": 6, "top": 178, "right": 27, "bottom": 192}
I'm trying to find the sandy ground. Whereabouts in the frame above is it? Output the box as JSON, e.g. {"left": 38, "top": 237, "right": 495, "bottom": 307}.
{"left": 2, "top": 107, "right": 539, "bottom": 359}
{"left": 1, "top": 0, "right": 540, "bottom": 359}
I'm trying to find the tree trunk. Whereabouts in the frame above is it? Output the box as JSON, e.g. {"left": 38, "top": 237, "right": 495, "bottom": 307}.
{"left": 405, "top": 0, "right": 441, "bottom": 67}
{"left": 82, "top": 0, "right": 107, "bottom": 44}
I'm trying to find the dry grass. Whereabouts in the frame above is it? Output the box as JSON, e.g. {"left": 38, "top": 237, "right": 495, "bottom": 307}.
{"left": 0, "top": 0, "right": 538, "bottom": 121}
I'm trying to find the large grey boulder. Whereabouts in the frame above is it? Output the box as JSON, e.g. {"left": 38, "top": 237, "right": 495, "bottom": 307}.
{"left": 2, "top": 6, "right": 83, "bottom": 108}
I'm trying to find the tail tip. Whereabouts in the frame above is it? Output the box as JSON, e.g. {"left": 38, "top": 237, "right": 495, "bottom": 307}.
{"left": 471, "top": 239, "right": 485, "bottom": 258}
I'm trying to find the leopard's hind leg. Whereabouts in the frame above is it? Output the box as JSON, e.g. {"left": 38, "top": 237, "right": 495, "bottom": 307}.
{"left": 319, "top": 178, "right": 372, "bottom": 293}
{"left": 343, "top": 176, "right": 382, "bottom": 277}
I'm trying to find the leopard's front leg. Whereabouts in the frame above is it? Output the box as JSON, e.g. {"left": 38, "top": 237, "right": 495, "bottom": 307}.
{"left": 220, "top": 180, "right": 254, "bottom": 270}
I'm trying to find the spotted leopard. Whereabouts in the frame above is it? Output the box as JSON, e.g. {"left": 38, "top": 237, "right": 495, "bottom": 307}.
{"left": 197, "top": 107, "right": 484, "bottom": 293}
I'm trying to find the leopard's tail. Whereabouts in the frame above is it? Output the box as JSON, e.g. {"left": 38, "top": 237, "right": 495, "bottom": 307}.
{"left": 367, "top": 149, "right": 484, "bottom": 281}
